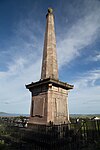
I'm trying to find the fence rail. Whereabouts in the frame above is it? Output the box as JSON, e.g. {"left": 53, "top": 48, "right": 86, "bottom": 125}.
{"left": 0, "top": 118, "right": 100, "bottom": 150}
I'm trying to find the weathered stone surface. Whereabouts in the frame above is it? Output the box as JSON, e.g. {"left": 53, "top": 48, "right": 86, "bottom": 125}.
{"left": 26, "top": 9, "right": 73, "bottom": 125}
{"left": 41, "top": 10, "right": 58, "bottom": 80}
{"left": 47, "top": 85, "right": 69, "bottom": 124}
{"left": 26, "top": 78, "right": 73, "bottom": 125}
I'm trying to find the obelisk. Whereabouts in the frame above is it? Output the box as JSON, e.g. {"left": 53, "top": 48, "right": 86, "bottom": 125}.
{"left": 26, "top": 8, "right": 73, "bottom": 125}
{"left": 41, "top": 8, "right": 58, "bottom": 80}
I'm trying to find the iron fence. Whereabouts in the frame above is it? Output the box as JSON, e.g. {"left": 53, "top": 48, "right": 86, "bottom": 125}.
{"left": 0, "top": 119, "right": 100, "bottom": 150}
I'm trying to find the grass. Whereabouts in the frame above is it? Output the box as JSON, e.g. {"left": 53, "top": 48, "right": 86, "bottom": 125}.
{"left": 0, "top": 117, "right": 100, "bottom": 150}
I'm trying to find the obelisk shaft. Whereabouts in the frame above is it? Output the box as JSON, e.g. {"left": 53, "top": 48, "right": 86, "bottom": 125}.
{"left": 41, "top": 9, "right": 58, "bottom": 80}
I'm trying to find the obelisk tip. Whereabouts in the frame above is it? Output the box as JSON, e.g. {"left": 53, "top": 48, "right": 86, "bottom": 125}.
{"left": 48, "top": 8, "right": 53, "bottom": 13}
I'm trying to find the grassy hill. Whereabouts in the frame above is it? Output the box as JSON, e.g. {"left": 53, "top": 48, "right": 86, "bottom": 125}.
{"left": 70, "top": 114, "right": 100, "bottom": 118}
{"left": 0, "top": 112, "right": 8, "bottom": 114}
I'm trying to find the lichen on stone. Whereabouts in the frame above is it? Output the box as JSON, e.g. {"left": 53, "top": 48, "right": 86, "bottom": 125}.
{"left": 48, "top": 8, "right": 53, "bottom": 13}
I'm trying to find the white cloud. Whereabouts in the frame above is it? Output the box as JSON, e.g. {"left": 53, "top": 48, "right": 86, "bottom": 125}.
{"left": 93, "top": 54, "right": 100, "bottom": 61}
{"left": 74, "top": 70, "right": 100, "bottom": 88}
{"left": 69, "top": 69, "right": 100, "bottom": 114}
{"left": 69, "top": 85, "right": 100, "bottom": 114}
{"left": 0, "top": 56, "right": 41, "bottom": 113}
{"left": 0, "top": 15, "right": 42, "bottom": 114}
{"left": 57, "top": 4, "right": 100, "bottom": 67}
{"left": 0, "top": 0, "right": 100, "bottom": 114}
{"left": 88, "top": 53, "right": 100, "bottom": 62}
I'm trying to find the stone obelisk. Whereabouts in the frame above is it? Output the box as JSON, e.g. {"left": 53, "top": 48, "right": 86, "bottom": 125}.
{"left": 26, "top": 8, "right": 73, "bottom": 125}
{"left": 41, "top": 8, "right": 58, "bottom": 80}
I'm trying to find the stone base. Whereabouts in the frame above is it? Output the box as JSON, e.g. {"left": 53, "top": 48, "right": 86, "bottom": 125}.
{"left": 26, "top": 78, "right": 73, "bottom": 125}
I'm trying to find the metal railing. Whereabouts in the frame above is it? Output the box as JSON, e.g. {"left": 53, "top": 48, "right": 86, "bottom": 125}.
{"left": 0, "top": 118, "right": 100, "bottom": 150}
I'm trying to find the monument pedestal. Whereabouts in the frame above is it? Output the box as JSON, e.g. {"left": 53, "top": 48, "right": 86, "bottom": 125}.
{"left": 26, "top": 78, "right": 73, "bottom": 125}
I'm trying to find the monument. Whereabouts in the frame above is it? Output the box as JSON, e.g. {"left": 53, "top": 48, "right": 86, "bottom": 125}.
{"left": 26, "top": 8, "right": 73, "bottom": 125}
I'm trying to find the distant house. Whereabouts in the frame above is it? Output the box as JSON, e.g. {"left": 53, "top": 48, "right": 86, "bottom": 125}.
{"left": 91, "top": 116, "right": 100, "bottom": 120}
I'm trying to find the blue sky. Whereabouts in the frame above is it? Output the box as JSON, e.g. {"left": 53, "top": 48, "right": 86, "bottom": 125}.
{"left": 0, "top": 0, "right": 100, "bottom": 114}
